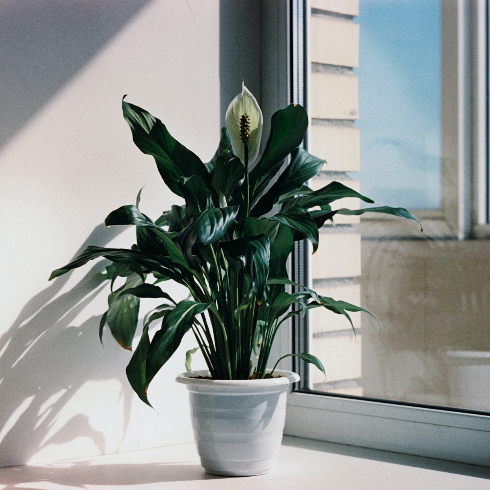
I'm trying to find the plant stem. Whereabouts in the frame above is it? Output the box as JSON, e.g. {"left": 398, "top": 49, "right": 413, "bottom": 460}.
{"left": 244, "top": 142, "right": 250, "bottom": 220}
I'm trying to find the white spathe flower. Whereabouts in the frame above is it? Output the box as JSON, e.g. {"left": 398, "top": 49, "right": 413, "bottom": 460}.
{"left": 225, "top": 82, "right": 263, "bottom": 165}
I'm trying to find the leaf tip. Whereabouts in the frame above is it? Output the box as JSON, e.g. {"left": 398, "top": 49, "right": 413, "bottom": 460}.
{"left": 117, "top": 340, "right": 132, "bottom": 351}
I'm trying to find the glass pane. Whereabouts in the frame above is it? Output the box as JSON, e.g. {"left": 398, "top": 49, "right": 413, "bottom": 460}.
{"left": 306, "top": 0, "right": 490, "bottom": 413}
{"left": 356, "top": 0, "right": 441, "bottom": 209}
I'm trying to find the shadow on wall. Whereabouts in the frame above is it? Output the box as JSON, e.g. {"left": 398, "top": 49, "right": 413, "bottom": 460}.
{"left": 0, "top": 226, "right": 132, "bottom": 467}
{"left": 0, "top": 0, "right": 151, "bottom": 151}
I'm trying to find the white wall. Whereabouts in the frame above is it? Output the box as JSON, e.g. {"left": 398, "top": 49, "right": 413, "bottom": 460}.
{"left": 0, "top": 0, "right": 260, "bottom": 467}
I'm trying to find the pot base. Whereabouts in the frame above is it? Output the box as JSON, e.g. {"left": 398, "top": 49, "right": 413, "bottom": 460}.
{"left": 202, "top": 456, "right": 276, "bottom": 477}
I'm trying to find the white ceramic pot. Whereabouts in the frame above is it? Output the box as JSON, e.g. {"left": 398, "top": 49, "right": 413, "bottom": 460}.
{"left": 176, "top": 369, "right": 300, "bottom": 476}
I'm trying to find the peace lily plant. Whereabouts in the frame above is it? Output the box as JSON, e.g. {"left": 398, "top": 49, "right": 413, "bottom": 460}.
{"left": 50, "top": 83, "right": 420, "bottom": 407}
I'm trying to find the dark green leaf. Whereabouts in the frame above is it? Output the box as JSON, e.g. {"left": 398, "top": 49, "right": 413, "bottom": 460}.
{"left": 250, "top": 104, "right": 308, "bottom": 202}
{"left": 336, "top": 206, "right": 422, "bottom": 230}
{"left": 105, "top": 205, "right": 154, "bottom": 228}
{"left": 145, "top": 300, "right": 211, "bottom": 384}
{"left": 173, "top": 206, "right": 239, "bottom": 270}
{"left": 290, "top": 181, "right": 374, "bottom": 210}
{"left": 122, "top": 99, "right": 209, "bottom": 196}
{"left": 211, "top": 152, "right": 244, "bottom": 203}
{"left": 268, "top": 225, "right": 294, "bottom": 303}
{"left": 167, "top": 205, "right": 186, "bottom": 233}
{"left": 107, "top": 273, "right": 143, "bottom": 350}
{"left": 126, "top": 324, "right": 152, "bottom": 405}
{"left": 208, "top": 127, "right": 233, "bottom": 169}
{"left": 252, "top": 148, "right": 324, "bottom": 216}
{"left": 221, "top": 235, "right": 270, "bottom": 301}
{"left": 271, "top": 206, "right": 319, "bottom": 252}
{"left": 118, "top": 283, "right": 176, "bottom": 303}
{"left": 49, "top": 245, "right": 181, "bottom": 282}
{"left": 177, "top": 175, "right": 212, "bottom": 217}
{"left": 98, "top": 310, "right": 108, "bottom": 344}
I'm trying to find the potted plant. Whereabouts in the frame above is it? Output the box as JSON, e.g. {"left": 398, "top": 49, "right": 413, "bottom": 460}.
{"left": 50, "top": 83, "right": 420, "bottom": 476}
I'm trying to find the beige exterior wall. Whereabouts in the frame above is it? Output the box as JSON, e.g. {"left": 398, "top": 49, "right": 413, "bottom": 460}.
{"left": 308, "top": 0, "right": 362, "bottom": 395}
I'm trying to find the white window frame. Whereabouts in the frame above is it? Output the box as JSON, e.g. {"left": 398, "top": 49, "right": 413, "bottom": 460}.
{"left": 263, "top": 0, "right": 490, "bottom": 467}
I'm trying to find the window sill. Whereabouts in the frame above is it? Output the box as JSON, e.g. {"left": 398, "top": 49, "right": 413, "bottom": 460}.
{"left": 1, "top": 436, "right": 488, "bottom": 489}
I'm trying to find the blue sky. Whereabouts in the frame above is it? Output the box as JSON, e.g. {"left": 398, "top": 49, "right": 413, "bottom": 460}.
{"left": 355, "top": 0, "right": 441, "bottom": 209}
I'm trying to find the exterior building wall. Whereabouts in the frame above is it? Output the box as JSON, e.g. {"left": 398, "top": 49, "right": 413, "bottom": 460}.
{"left": 309, "top": 1, "right": 362, "bottom": 395}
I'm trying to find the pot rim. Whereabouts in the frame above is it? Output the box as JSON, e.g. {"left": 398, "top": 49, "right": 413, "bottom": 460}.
{"left": 175, "top": 369, "right": 300, "bottom": 387}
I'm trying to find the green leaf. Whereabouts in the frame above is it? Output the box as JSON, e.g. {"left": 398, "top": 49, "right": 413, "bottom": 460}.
{"left": 136, "top": 226, "right": 168, "bottom": 256}
{"left": 126, "top": 324, "right": 152, "bottom": 405}
{"left": 208, "top": 126, "right": 233, "bottom": 169}
{"left": 167, "top": 205, "right": 187, "bottom": 233}
{"left": 290, "top": 181, "right": 374, "bottom": 210}
{"left": 98, "top": 310, "right": 108, "bottom": 344}
{"left": 126, "top": 300, "right": 210, "bottom": 406}
{"left": 268, "top": 225, "right": 294, "bottom": 303}
{"left": 211, "top": 152, "right": 244, "bottom": 204}
{"left": 250, "top": 104, "right": 308, "bottom": 202}
{"left": 271, "top": 206, "right": 319, "bottom": 252}
{"left": 185, "top": 347, "right": 199, "bottom": 371}
{"left": 122, "top": 99, "right": 209, "bottom": 196}
{"left": 105, "top": 205, "right": 154, "bottom": 228}
{"left": 270, "top": 353, "right": 325, "bottom": 378}
{"left": 49, "top": 246, "right": 181, "bottom": 283}
{"left": 117, "top": 283, "right": 176, "bottom": 303}
{"left": 252, "top": 148, "right": 324, "bottom": 216}
{"left": 177, "top": 175, "right": 212, "bottom": 217}
{"left": 309, "top": 208, "right": 338, "bottom": 229}
{"left": 221, "top": 235, "right": 270, "bottom": 301}
{"left": 107, "top": 273, "right": 143, "bottom": 350}
{"left": 142, "top": 303, "right": 175, "bottom": 329}
{"left": 244, "top": 217, "right": 279, "bottom": 242}
{"left": 268, "top": 291, "right": 305, "bottom": 322}
{"left": 336, "top": 206, "right": 423, "bottom": 230}
{"left": 173, "top": 206, "right": 239, "bottom": 270}
{"left": 145, "top": 300, "right": 211, "bottom": 385}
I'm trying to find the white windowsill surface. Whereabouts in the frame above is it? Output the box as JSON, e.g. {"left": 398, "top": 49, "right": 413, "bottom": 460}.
{"left": 1, "top": 436, "right": 489, "bottom": 489}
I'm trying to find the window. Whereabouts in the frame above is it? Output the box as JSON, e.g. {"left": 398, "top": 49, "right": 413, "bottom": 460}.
{"left": 282, "top": 0, "right": 490, "bottom": 467}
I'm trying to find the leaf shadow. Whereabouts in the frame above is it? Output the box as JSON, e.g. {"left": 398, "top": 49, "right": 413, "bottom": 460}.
{"left": 0, "top": 225, "right": 133, "bottom": 467}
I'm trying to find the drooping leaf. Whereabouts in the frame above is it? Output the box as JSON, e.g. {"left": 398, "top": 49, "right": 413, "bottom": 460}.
{"left": 126, "top": 324, "right": 152, "bottom": 405}
{"left": 177, "top": 175, "right": 212, "bottom": 217}
{"left": 268, "top": 291, "right": 305, "bottom": 323}
{"left": 122, "top": 99, "right": 209, "bottom": 196}
{"left": 249, "top": 104, "right": 308, "bottom": 203}
{"left": 136, "top": 226, "right": 168, "bottom": 256}
{"left": 49, "top": 246, "right": 180, "bottom": 283}
{"left": 173, "top": 206, "right": 239, "bottom": 270}
{"left": 117, "top": 283, "right": 176, "bottom": 303}
{"left": 142, "top": 303, "right": 175, "bottom": 329}
{"left": 252, "top": 148, "right": 324, "bottom": 216}
{"left": 167, "top": 205, "right": 186, "bottom": 233}
{"left": 336, "top": 206, "right": 423, "bottom": 230}
{"left": 268, "top": 225, "right": 294, "bottom": 303}
{"left": 145, "top": 300, "right": 211, "bottom": 386}
{"left": 126, "top": 300, "right": 210, "bottom": 406}
{"left": 270, "top": 352, "right": 325, "bottom": 378}
{"left": 221, "top": 235, "right": 270, "bottom": 301}
{"left": 244, "top": 217, "right": 279, "bottom": 242}
{"left": 106, "top": 273, "right": 143, "bottom": 350}
{"left": 309, "top": 208, "right": 338, "bottom": 229}
{"left": 289, "top": 181, "right": 374, "bottom": 210}
{"left": 268, "top": 276, "right": 379, "bottom": 331}
{"left": 270, "top": 206, "right": 319, "bottom": 252}
{"left": 105, "top": 205, "right": 154, "bottom": 228}
{"left": 211, "top": 152, "right": 244, "bottom": 204}
{"left": 208, "top": 127, "right": 233, "bottom": 170}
